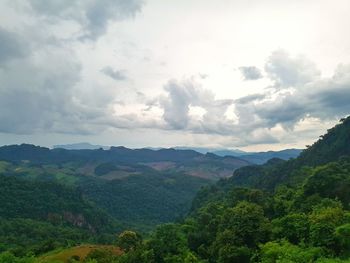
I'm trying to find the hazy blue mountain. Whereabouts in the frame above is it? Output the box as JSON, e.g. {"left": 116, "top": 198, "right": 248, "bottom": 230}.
{"left": 52, "top": 144, "right": 301, "bottom": 165}
{"left": 174, "top": 146, "right": 246, "bottom": 155}
{"left": 174, "top": 147, "right": 302, "bottom": 164}
{"left": 228, "top": 117, "right": 350, "bottom": 190}
{"left": 54, "top": 142, "right": 109, "bottom": 150}
{"left": 236, "top": 149, "right": 302, "bottom": 164}
{"left": 211, "top": 149, "right": 248, "bottom": 156}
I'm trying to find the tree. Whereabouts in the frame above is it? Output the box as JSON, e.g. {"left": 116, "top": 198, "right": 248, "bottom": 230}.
{"left": 335, "top": 223, "right": 350, "bottom": 256}
{"left": 117, "top": 231, "right": 142, "bottom": 252}
{"left": 218, "top": 201, "right": 270, "bottom": 248}
{"left": 260, "top": 241, "right": 323, "bottom": 263}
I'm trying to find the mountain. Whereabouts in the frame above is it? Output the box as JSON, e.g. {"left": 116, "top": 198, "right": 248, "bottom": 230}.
{"left": 54, "top": 142, "right": 110, "bottom": 150}
{"left": 53, "top": 144, "right": 302, "bottom": 164}
{"left": 296, "top": 117, "right": 350, "bottom": 166}
{"left": 174, "top": 147, "right": 302, "bottom": 164}
{"left": 222, "top": 116, "right": 350, "bottom": 191}
{"left": 111, "top": 116, "right": 350, "bottom": 262}
{"left": 0, "top": 174, "right": 114, "bottom": 232}
{"left": 3, "top": 118, "right": 350, "bottom": 262}
{"left": 0, "top": 144, "right": 250, "bottom": 179}
{"left": 0, "top": 145, "right": 251, "bottom": 231}
{"left": 0, "top": 173, "right": 118, "bottom": 256}
{"left": 75, "top": 116, "right": 350, "bottom": 263}
{"left": 232, "top": 149, "right": 302, "bottom": 164}
{"left": 174, "top": 146, "right": 246, "bottom": 155}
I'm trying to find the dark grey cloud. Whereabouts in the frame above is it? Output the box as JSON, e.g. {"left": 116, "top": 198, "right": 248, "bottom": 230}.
{"left": 160, "top": 80, "right": 196, "bottom": 129}
{"left": 265, "top": 49, "right": 321, "bottom": 88}
{"left": 0, "top": 27, "right": 29, "bottom": 65}
{"left": 0, "top": 0, "right": 145, "bottom": 135}
{"left": 234, "top": 62, "right": 350, "bottom": 131}
{"left": 239, "top": 66, "right": 262, "bottom": 80}
{"left": 0, "top": 41, "right": 94, "bottom": 135}
{"left": 27, "top": 0, "right": 144, "bottom": 40}
{"left": 101, "top": 66, "right": 127, "bottom": 81}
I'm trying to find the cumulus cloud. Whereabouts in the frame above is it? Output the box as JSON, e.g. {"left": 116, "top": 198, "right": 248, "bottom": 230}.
{"left": 234, "top": 61, "right": 350, "bottom": 132}
{"left": 0, "top": 0, "right": 143, "bottom": 135}
{"left": 265, "top": 49, "right": 321, "bottom": 88}
{"left": 239, "top": 66, "right": 262, "bottom": 80}
{"left": 0, "top": 46, "right": 84, "bottom": 134}
{"left": 156, "top": 79, "right": 263, "bottom": 142}
{"left": 159, "top": 79, "right": 215, "bottom": 129}
{"left": 101, "top": 66, "right": 128, "bottom": 81}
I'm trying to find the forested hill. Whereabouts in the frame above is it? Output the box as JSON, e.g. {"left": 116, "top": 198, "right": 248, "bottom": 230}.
{"left": 0, "top": 144, "right": 248, "bottom": 166}
{"left": 0, "top": 143, "right": 250, "bottom": 231}
{"left": 233, "top": 149, "right": 302, "bottom": 165}
{"left": 0, "top": 174, "right": 119, "bottom": 256}
{"left": 0, "top": 144, "right": 250, "bottom": 180}
{"left": 297, "top": 117, "right": 350, "bottom": 166}
{"left": 225, "top": 116, "right": 350, "bottom": 190}
{"left": 0, "top": 175, "right": 113, "bottom": 231}
{"left": 2, "top": 118, "right": 350, "bottom": 262}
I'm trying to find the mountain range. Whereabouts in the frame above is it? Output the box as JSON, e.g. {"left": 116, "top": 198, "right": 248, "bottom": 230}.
{"left": 53, "top": 143, "right": 302, "bottom": 165}
{"left": 1, "top": 116, "right": 350, "bottom": 261}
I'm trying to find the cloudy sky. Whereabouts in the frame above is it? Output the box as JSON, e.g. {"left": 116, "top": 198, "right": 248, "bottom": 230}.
{"left": 1, "top": 0, "right": 350, "bottom": 151}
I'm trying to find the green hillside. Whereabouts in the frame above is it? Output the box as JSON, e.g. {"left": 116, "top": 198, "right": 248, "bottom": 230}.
{"left": 102, "top": 117, "right": 350, "bottom": 262}
{"left": 224, "top": 116, "right": 350, "bottom": 191}
{"left": 0, "top": 160, "right": 210, "bottom": 230}
{"left": 2, "top": 117, "right": 350, "bottom": 262}
{"left": 0, "top": 175, "right": 119, "bottom": 257}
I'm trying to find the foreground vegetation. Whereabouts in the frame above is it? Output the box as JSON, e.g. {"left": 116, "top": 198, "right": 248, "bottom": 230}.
{"left": 1, "top": 117, "right": 350, "bottom": 262}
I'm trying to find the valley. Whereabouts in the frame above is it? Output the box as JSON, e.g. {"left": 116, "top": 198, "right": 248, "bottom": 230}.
{"left": 1, "top": 117, "right": 350, "bottom": 262}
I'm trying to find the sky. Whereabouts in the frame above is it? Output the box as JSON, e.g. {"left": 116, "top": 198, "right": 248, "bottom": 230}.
{"left": 0, "top": 0, "right": 350, "bottom": 151}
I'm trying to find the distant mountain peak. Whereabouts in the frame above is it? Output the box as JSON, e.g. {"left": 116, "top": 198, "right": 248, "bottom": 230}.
{"left": 54, "top": 142, "right": 109, "bottom": 150}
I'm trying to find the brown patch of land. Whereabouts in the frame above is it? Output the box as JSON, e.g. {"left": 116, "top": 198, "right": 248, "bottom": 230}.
{"left": 141, "top": 161, "right": 176, "bottom": 171}
{"left": 39, "top": 244, "right": 122, "bottom": 263}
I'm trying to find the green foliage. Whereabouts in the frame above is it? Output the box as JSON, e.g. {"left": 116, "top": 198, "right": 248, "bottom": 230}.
{"left": 0, "top": 159, "right": 209, "bottom": 231}
{"left": 0, "top": 218, "right": 91, "bottom": 256}
{"left": 0, "top": 252, "right": 35, "bottom": 263}
{"left": 94, "top": 163, "right": 118, "bottom": 176}
{"left": 272, "top": 213, "right": 309, "bottom": 244}
{"left": 117, "top": 231, "right": 142, "bottom": 252}
{"left": 335, "top": 223, "right": 350, "bottom": 255}
{"left": 260, "top": 241, "right": 324, "bottom": 263}
{"left": 84, "top": 249, "right": 116, "bottom": 263}
{"left": 2, "top": 116, "right": 350, "bottom": 262}
{"left": 81, "top": 172, "right": 209, "bottom": 230}
{"left": 0, "top": 175, "right": 114, "bottom": 232}
{"left": 218, "top": 201, "right": 270, "bottom": 248}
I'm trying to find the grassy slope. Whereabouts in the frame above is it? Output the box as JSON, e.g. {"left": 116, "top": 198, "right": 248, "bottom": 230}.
{"left": 38, "top": 245, "right": 122, "bottom": 263}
